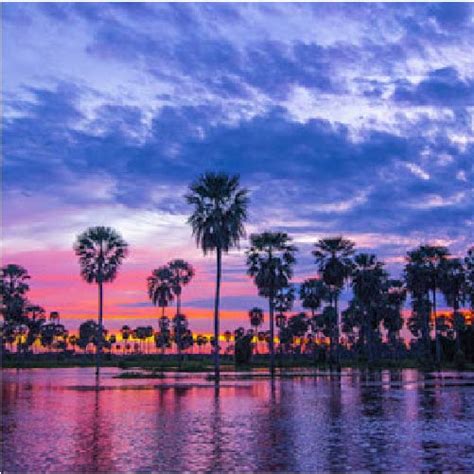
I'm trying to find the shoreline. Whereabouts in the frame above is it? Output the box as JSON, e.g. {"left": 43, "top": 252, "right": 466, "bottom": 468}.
{"left": 2, "top": 354, "right": 474, "bottom": 372}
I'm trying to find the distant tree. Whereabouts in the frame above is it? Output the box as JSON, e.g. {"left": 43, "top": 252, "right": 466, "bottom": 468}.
{"left": 464, "top": 247, "right": 474, "bottom": 310}
{"left": 248, "top": 307, "right": 264, "bottom": 353}
{"left": 350, "top": 253, "right": 388, "bottom": 363}
{"left": 24, "top": 305, "right": 46, "bottom": 353}
{"left": 78, "top": 319, "right": 100, "bottom": 353}
{"left": 300, "top": 278, "right": 328, "bottom": 318}
{"left": 120, "top": 325, "right": 131, "bottom": 354}
{"left": 313, "top": 237, "right": 355, "bottom": 366}
{"left": 405, "top": 245, "right": 449, "bottom": 364}
{"left": 74, "top": 226, "right": 128, "bottom": 375}
{"left": 234, "top": 328, "right": 253, "bottom": 365}
{"left": 186, "top": 172, "right": 248, "bottom": 380}
{"left": 0, "top": 265, "right": 31, "bottom": 337}
{"left": 247, "top": 232, "right": 297, "bottom": 374}
{"left": 148, "top": 266, "right": 174, "bottom": 320}
{"left": 168, "top": 259, "right": 195, "bottom": 315}
{"left": 439, "top": 258, "right": 466, "bottom": 354}
{"left": 381, "top": 279, "right": 407, "bottom": 357}
{"left": 287, "top": 312, "right": 309, "bottom": 352}
{"left": 172, "top": 313, "right": 189, "bottom": 360}
{"left": 69, "top": 335, "right": 78, "bottom": 352}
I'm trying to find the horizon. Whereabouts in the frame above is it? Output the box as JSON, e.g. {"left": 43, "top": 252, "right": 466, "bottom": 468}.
{"left": 3, "top": 3, "right": 473, "bottom": 333}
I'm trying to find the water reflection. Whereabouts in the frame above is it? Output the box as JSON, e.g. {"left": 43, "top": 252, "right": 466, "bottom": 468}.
{"left": 2, "top": 368, "right": 474, "bottom": 472}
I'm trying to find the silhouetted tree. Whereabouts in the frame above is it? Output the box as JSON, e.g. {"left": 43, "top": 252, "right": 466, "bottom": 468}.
{"left": 148, "top": 266, "right": 174, "bottom": 320}
{"left": 186, "top": 172, "right": 248, "bottom": 380}
{"left": 382, "top": 279, "right": 407, "bottom": 358}
{"left": 405, "top": 245, "right": 449, "bottom": 364}
{"left": 350, "top": 253, "right": 388, "bottom": 363}
{"left": 248, "top": 307, "right": 264, "bottom": 353}
{"left": 246, "top": 232, "right": 297, "bottom": 375}
{"left": 313, "top": 237, "right": 355, "bottom": 366}
{"left": 439, "top": 258, "right": 466, "bottom": 354}
{"left": 74, "top": 226, "right": 128, "bottom": 375}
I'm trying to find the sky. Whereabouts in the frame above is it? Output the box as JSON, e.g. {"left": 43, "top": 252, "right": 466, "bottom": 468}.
{"left": 2, "top": 3, "right": 473, "bottom": 333}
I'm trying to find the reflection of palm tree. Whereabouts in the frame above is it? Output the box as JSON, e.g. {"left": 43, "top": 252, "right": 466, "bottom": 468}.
{"left": 186, "top": 172, "right": 248, "bottom": 380}
{"left": 313, "top": 237, "right": 355, "bottom": 366}
{"left": 247, "top": 232, "right": 297, "bottom": 374}
{"left": 74, "top": 226, "right": 128, "bottom": 375}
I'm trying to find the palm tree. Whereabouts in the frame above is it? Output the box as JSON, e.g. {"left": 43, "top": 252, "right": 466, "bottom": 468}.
{"left": 246, "top": 232, "right": 297, "bottom": 375}
{"left": 300, "top": 278, "right": 328, "bottom": 318}
{"left": 351, "top": 253, "right": 388, "bottom": 363}
{"left": 405, "top": 245, "right": 449, "bottom": 365}
{"left": 186, "top": 172, "right": 249, "bottom": 380}
{"left": 248, "top": 307, "right": 264, "bottom": 353}
{"left": 168, "top": 259, "right": 194, "bottom": 359}
{"left": 120, "top": 325, "right": 131, "bottom": 354}
{"left": 382, "top": 279, "right": 407, "bottom": 358}
{"left": 465, "top": 247, "right": 474, "bottom": 310}
{"left": 73, "top": 226, "right": 128, "bottom": 375}
{"left": 69, "top": 335, "right": 78, "bottom": 352}
{"left": 168, "top": 260, "right": 195, "bottom": 314}
{"left": 439, "top": 258, "right": 466, "bottom": 353}
{"left": 148, "top": 266, "right": 175, "bottom": 319}
{"left": 0, "top": 264, "right": 31, "bottom": 323}
{"left": 312, "top": 237, "right": 355, "bottom": 366}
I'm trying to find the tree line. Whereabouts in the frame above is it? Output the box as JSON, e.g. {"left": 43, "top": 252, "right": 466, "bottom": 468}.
{"left": 1, "top": 172, "right": 473, "bottom": 377}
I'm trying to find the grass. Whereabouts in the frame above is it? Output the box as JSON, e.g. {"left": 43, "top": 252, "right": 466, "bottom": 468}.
{"left": 2, "top": 353, "right": 474, "bottom": 372}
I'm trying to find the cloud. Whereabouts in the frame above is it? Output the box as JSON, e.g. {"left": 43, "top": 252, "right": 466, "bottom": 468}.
{"left": 393, "top": 67, "right": 474, "bottom": 107}
{"left": 3, "top": 3, "right": 473, "bottom": 324}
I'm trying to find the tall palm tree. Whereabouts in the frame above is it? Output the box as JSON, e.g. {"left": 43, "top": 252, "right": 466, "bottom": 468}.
{"left": 382, "top": 279, "right": 407, "bottom": 357}
{"left": 246, "top": 232, "right": 297, "bottom": 375}
{"left": 312, "top": 237, "right": 355, "bottom": 366}
{"left": 148, "top": 266, "right": 175, "bottom": 318}
{"left": 439, "top": 258, "right": 466, "bottom": 353}
{"left": 168, "top": 259, "right": 195, "bottom": 358}
{"left": 168, "top": 259, "right": 195, "bottom": 315}
{"left": 405, "top": 245, "right": 449, "bottom": 365}
{"left": 0, "top": 264, "right": 31, "bottom": 323}
{"left": 186, "top": 172, "right": 248, "bottom": 380}
{"left": 74, "top": 226, "right": 128, "bottom": 375}
{"left": 351, "top": 253, "right": 387, "bottom": 364}
{"left": 465, "top": 247, "right": 474, "bottom": 310}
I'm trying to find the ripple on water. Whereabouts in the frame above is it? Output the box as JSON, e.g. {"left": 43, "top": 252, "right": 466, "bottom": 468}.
{"left": 2, "top": 368, "right": 474, "bottom": 472}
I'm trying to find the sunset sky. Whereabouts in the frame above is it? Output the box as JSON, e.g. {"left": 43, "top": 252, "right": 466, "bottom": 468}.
{"left": 3, "top": 3, "right": 473, "bottom": 332}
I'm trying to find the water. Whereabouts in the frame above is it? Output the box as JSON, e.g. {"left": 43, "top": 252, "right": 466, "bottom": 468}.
{"left": 2, "top": 368, "right": 474, "bottom": 472}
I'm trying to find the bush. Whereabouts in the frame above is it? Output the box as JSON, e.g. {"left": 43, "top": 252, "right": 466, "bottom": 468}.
{"left": 454, "top": 350, "right": 466, "bottom": 370}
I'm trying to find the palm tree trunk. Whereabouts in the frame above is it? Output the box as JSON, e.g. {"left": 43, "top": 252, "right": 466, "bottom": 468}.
{"left": 176, "top": 294, "right": 182, "bottom": 367}
{"left": 433, "top": 287, "right": 441, "bottom": 365}
{"left": 334, "top": 292, "right": 340, "bottom": 369}
{"left": 366, "top": 311, "right": 373, "bottom": 365}
{"left": 96, "top": 281, "right": 103, "bottom": 377}
{"left": 454, "top": 298, "right": 461, "bottom": 353}
{"left": 213, "top": 247, "right": 222, "bottom": 381}
{"left": 269, "top": 296, "right": 275, "bottom": 376}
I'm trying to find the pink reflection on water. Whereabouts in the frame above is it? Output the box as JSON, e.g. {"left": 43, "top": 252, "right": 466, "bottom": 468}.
{"left": 2, "top": 368, "right": 474, "bottom": 472}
